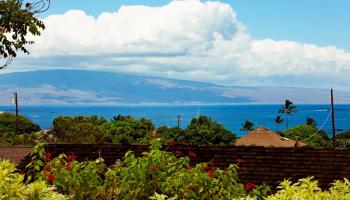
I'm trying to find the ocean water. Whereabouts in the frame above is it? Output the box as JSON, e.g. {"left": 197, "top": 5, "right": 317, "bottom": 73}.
{"left": 0, "top": 104, "right": 349, "bottom": 137}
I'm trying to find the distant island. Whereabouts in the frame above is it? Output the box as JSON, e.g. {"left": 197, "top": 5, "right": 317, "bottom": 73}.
{"left": 0, "top": 70, "right": 349, "bottom": 105}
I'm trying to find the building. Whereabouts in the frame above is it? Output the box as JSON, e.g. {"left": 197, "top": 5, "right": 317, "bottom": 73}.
{"left": 235, "top": 126, "right": 306, "bottom": 147}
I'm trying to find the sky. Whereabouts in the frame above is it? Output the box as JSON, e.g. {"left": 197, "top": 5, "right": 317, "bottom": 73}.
{"left": 4, "top": 0, "right": 350, "bottom": 89}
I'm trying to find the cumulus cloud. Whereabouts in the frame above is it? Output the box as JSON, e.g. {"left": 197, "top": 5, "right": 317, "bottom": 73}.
{"left": 8, "top": 0, "right": 350, "bottom": 88}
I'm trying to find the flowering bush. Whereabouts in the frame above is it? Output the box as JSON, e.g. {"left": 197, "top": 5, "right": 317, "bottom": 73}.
{"left": 100, "top": 139, "right": 249, "bottom": 199}
{"left": 38, "top": 153, "right": 106, "bottom": 199}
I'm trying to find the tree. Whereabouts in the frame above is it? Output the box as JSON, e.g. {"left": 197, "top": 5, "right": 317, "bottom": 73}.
{"left": 306, "top": 117, "right": 317, "bottom": 127}
{"left": 0, "top": 112, "right": 40, "bottom": 144}
{"left": 275, "top": 115, "right": 284, "bottom": 131}
{"left": 185, "top": 116, "right": 237, "bottom": 144}
{"left": 283, "top": 125, "right": 331, "bottom": 148}
{"left": 240, "top": 120, "right": 254, "bottom": 133}
{"left": 278, "top": 99, "right": 297, "bottom": 129}
{"left": 0, "top": 0, "right": 50, "bottom": 69}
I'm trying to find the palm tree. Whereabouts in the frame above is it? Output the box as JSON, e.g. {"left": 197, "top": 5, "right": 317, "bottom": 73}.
{"left": 241, "top": 120, "right": 255, "bottom": 133}
{"left": 278, "top": 100, "right": 297, "bottom": 129}
{"left": 275, "top": 115, "right": 284, "bottom": 131}
{"left": 306, "top": 117, "right": 317, "bottom": 127}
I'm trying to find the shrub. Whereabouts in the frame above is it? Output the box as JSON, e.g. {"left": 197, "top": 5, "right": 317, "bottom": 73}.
{"left": 0, "top": 112, "right": 40, "bottom": 144}
{"left": 102, "top": 139, "right": 248, "bottom": 199}
{"left": 283, "top": 125, "right": 331, "bottom": 148}
{"left": 265, "top": 177, "right": 350, "bottom": 200}
{"left": 101, "top": 115, "right": 155, "bottom": 143}
{"left": 157, "top": 116, "right": 237, "bottom": 145}
{"left": 51, "top": 116, "right": 107, "bottom": 143}
{"left": 39, "top": 154, "right": 106, "bottom": 200}
{"left": 0, "top": 159, "right": 66, "bottom": 199}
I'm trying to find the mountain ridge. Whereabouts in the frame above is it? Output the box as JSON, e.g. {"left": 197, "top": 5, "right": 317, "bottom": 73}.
{"left": 0, "top": 69, "right": 349, "bottom": 105}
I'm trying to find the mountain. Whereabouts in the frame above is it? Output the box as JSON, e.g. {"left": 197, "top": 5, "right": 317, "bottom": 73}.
{"left": 0, "top": 70, "right": 349, "bottom": 105}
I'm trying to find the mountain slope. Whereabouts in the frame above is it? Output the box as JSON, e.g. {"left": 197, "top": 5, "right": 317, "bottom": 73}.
{"left": 0, "top": 70, "right": 349, "bottom": 105}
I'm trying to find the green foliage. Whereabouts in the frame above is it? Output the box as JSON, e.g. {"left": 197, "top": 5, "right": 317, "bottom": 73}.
{"left": 0, "top": 159, "right": 66, "bottom": 199}
{"left": 157, "top": 116, "right": 236, "bottom": 144}
{"left": 283, "top": 125, "right": 331, "bottom": 148}
{"left": 241, "top": 120, "right": 255, "bottom": 133}
{"left": 278, "top": 100, "right": 297, "bottom": 129}
{"left": 265, "top": 177, "right": 350, "bottom": 200}
{"left": 102, "top": 139, "right": 247, "bottom": 199}
{"left": 306, "top": 117, "right": 317, "bottom": 127}
{"left": 336, "top": 131, "right": 350, "bottom": 140}
{"left": 51, "top": 116, "right": 108, "bottom": 143}
{"left": 51, "top": 115, "right": 155, "bottom": 144}
{"left": 0, "top": 0, "right": 46, "bottom": 69}
{"left": 39, "top": 154, "right": 105, "bottom": 200}
{"left": 0, "top": 112, "right": 40, "bottom": 144}
{"left": 101, "top": 115, "right": 155, "bottom": 143}
{"left": 26, "top": 142, "right": 46, "bottom": 183}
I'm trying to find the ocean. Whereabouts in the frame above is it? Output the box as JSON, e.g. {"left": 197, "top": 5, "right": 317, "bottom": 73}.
{"left": 0, "top": 104, "right": 349, "bottom": 137}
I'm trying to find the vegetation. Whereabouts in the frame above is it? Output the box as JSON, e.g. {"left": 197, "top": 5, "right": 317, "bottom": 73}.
{"left": 306, "top": 117, "right": 317, "bottom": 127}
{"left": 241, "top": 120, "right": 255, "bottom": 133}
{"left": 11, "top": 141, "right": 350, "bottom": 199}
{"left": 0, "top": 0, "right": 48, "bottom": 69}
{"left": 23, "top": 141, "right": 267, "bottom": 200}
{"left": 274, "top": 115, "right": 283, "bottom": 131}
{"left": 283, "top": 125, "right": 331, "bottom": 148}
{"left": 157, "top": 116, "right": 237, "bottom": 145}
{"left": 0, "top": 159, "right": 66, "bottom": 199}
{"left": 51, "top": 115, "right": 155, "bottom": 144}
{"left": 265, "top": 177, "right": 350, "bottom": 200}
{"left": 0, "top": 112, "right": 40, "bottom": 144}
{"left": 278, "top": 100, "right": 297, "bottom": 129}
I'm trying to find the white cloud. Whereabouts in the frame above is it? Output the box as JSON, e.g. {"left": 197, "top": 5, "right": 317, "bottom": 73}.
{"left": 7, "top": 0, "right": 350, "bottom": 88}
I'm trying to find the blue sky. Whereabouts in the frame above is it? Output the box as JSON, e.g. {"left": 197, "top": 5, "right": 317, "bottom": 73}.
{"left": 6, "top": 0, "right": 350, "bottom": 89}
{"left": 41, "top": 0, "right": 350, "bottom": 51}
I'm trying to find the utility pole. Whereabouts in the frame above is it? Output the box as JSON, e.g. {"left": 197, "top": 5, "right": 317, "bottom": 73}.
{"left": 14, "top": 92, "right": 19, "bottom": 135}
{"left": 331, "top": 88, "right": 336, "bottom": 148}
{"left": 177, "top": 115, "right": 181, "bottom": 128}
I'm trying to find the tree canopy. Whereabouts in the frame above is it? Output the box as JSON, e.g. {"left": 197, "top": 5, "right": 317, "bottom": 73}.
{"left": 0, "top": 0, "right": 49, "bottom": 69}
{"left": 283, "top": 125, "right": 330, "bottom": 148}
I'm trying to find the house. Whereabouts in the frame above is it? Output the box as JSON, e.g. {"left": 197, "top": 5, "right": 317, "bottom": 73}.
{"left": 235, "top": 126, "right": 306, "bottom": 147}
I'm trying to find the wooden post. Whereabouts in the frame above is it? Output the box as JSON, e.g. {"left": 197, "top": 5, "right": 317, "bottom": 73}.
{"left": 14, "top": 92, "right": 19, "bottom": 135}
{"left": 331, "top": 88, "right": 336, "bottom": 148}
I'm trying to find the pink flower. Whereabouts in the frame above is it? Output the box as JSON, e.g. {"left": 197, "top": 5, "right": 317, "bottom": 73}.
{"left": 148, "top": 165, "right": 158, "bottom": 172}
{"left": 67, "top": 152, "right": 77, "bottom": 161}
{"left": 45, "top": 152, "right": 52, "bottom": 161}
{"left": 47, "top": 173, "right": 56, "bottom": 182}
{"left": 175, "top": 151, "right": 182, "bottom": 157}
{"left": 244, "top": 182, "right": 257, "bottom": 191}
{"left": 235, "top": 158, "right": 246, "bottom": 164}
{"left": 165, "top": 140, "right": 175, "bottom": 146}
{"left": 188, "top": 151, "right": 197, "bottom": 158}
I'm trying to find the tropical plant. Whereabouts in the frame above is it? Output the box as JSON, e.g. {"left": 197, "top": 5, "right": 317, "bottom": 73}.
{"left": 241, "top": 120, "right": 255, "bottom": 133}
{"left": 39, "top": 154, "right": 105, "bottom": 199}
{"left": 0, "top": 159, "right": 66, "bottom": 199}
{"left": 185, "top": 116, "right": 236, "bottom": 144}
{"left": 275, "top": 115, "right": 284, "bottom": 131}
{"left": 265, "top": 177, "right": 350, "bottom": 200}
{"left": 0, "top": 0, "right": 49, "bottom": 69}
{"left": 278, "top": 100, "right": 297, "bottom": 129}
{"left": 0, "top": 112, "right": 41, "bottom": 144}
{"left": 306, "top": 117, "right": 317, "bottom": 127}
{"left": 283, "top": 125, "right": 331, "bottom": 148}
{"left": 102, "top": 139, "right": 249, "bottom": 199}
{"left": 51, "top": 116, "right": 108, "bottom": 143}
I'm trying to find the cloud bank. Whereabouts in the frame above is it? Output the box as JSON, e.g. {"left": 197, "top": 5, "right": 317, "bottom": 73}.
{"left": 9, "top": 0, "right": 350, "bottom": 88}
